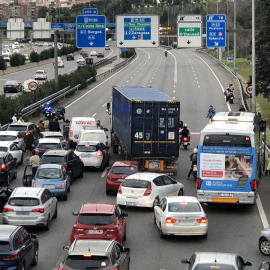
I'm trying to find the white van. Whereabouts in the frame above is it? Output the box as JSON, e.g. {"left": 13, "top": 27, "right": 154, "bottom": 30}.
{"left": 77, "top": 128, "right": 108, "bottom": 146}
{"left": 69, "top": 117, "right": 96, "bottom": 147}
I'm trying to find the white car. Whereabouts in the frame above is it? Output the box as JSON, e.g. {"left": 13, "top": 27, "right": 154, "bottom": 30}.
{"left": 13, "top": 49, "right": 20, "bottom": 54}
{"left": 90, "top": 51, "right": 97, "bottom": 56}
{"left": 117, "top": 173, "right": 184, "bottom": 208}
{"left": 0, "top": 141, "right": 23, "bottom": 165}
{"left": 23, "top": 79, "right": 39, "bottom": 92}
{"left": 2, "top": 187, "right": 57, "bottom": 231}
{"left": 23, "top": 54, "right": 29, "bottom": 61}
{"left": 34, "top": 70, "right": 47, "bottom": 80}
{"left": 39, "top": 131, "right": 68, "bottom": 148}
{"left": 77, "top": 128, "right": 108, "bottom": 147}
{"left": 154, "top": 196, "right": 208, "bottom": 238}
{"left": 0, "top": 131, "right": 25, "bottom": 150}
{"left": 76, "top": 56, "right": 85, "bottom": 63}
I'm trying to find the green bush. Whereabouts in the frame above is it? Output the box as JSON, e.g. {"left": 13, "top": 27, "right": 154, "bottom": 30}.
{"left": 0, "top": 57, "right": 7, "bottom": 71}
{"left": 30, "top": 51, "right": 40, "bottom": 63}
{"left": 10, "top": 53, "right": 24, "bottom": 67}
{"left": 39, "top": 49, "right": 50, "bottom": 60}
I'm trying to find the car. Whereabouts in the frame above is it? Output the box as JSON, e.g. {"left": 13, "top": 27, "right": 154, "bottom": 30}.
{"left": 97, "top": 52, "right": 104, "bottom": 58}
{"left": 106, "top": 161, "right": 146, "bottom": 195}
{"left": 0, "top": 225, "right": 38, "bottom": 269}
{"left": 13, "top": 49, "right": 20, "bottom": 54}
{"left": 85, "top": 57, "right": 93, "bottom": 65}
{"left": 34, "top": 70, "right": 47, "bottom": 80}
{"left": 60, "top": 239, "right": 130, "bottom": 270}
{"left": 7, "top": 122, "right": 39, "bottom": 140}
{"left": 259, "top": 227, "right": 270, "bottom": 255}
{"left": 23, "top": 53, "right": 29, "bottom": 60}
{"left": 2, "top": 187, "right": 57, "bottom": 230}
{"left": 154, "top": 196, "right": 208, "bottom": 238}
{"left": 2, "top": 54, "right": 10, "bottom": 62}
{"left": 20, "top": 43, "right": 25, "bottom": 48}
{"left": 48, "top": 43, "right": 53, "bottom": 46}
{"left": 80, "top": 50, "right": 87, "bottom": 55}
{"left": 0, "top": 130, "right": 25, "bottom": 151}
{"left": 77, "top": 61, "right": 86, "bottom": 69}
{"left": 53, "top": 60, "right": 64, "bottom": 68}
{"left": 32, "top": 164, "right": 70, "bottom": 200}
{"left": 105, "top": 44, "right": 110, "bottom": 50}
{"left": 74, "top": 141, "right": 110, "bottom": 170}
{"left": 23, "top": 79, "right": 39, "bottom": 92}
{"left": 3, "top": 80, "right": 23, "bottom": 93}
{"left": 77, "top": 128, "right": 108, "bottom": 147}
{"left": 181, "top": 252, "right": 252, "bottom": 270}
{"left": 39, "top": 131, "right": 68, "bottom": 149}
{"left": 66, "top": 53, "right": 74, "bottom": 61}
{"left": 0, "top": 151, "right": 17, "bottom": 185}
{"left": 44, "top": 42, "right": 48, "bottom": 46}
{"left": 39, "top": 149, "right": 84, "bottom": 183}
{"left": 116, "top": 172, "right": 184, "bottom": 208}
{"left": 34, "top": 138, "right": 63, "bottom": 157}
{"left": 0, "top": 141, "right": 23, "bottom": 165}
{"left": 76, "top": 56, "right": 85, "bottom": 63}
{"left": 82, "top": 52, "right": 89, "bottom": 59}
{"left": 70, "top": 203, "right": 128, "bottom": 244}
{"left": 90, "top": 50, "right": 97, "bottom": 56}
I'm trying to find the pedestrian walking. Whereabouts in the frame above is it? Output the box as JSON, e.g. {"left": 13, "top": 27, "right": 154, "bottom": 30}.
{"left": 265, "top": 159, "right": 270, "bottom": 177}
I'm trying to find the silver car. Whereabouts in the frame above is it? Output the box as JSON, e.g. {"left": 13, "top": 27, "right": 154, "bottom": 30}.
{"left": 259, "top": 227, "right": 270, "bottom": 255}
{"left": 0, "top": 131, "right": 25, "bottom": 151}
{"left": 181, "top": 252, "right": 252, "bottom": 270}
{"left": 0, "top": 141, "right": 23, "bottom": 165}
{"left": 2, "top": 187, "right": 57, "bottom": 231}
{"left": 154, "top": 196, "right": 208, "bottom": 238}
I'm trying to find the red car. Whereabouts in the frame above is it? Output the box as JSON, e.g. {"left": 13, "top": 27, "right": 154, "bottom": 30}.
{"left": 80, "top": 50, "right": 87, "bottom": 55}
{"left": 106, "top": 161, "right": 145, "bottom": 195}
{"left": 70, "top": 203, "right": 128, "bottom": 244}
{"left": 97, "top": 52, "right": 104, "bottom": 58}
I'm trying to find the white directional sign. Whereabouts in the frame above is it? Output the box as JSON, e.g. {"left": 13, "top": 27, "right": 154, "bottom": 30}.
{"left": 28, "top": 81, "right": 38, "bottom": 92}
{"left": 116, "top": 15, "right": 159, "bottom": 48}
{"left": 177, "top": 14, "right": 202, "bottom": 48}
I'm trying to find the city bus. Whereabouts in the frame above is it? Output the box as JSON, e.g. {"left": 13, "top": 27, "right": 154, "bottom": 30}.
{"left": 196, "top": 111, "right": 264, "bottom": 204}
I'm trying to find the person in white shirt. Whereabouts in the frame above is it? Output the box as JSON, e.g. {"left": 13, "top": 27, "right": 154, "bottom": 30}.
{"left": 12, "top": 113, "right": 17, "bottom": 123}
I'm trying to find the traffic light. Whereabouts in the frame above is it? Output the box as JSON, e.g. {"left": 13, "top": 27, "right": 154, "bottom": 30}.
{"left": 259, "top": 120, "right": 266, "bottom": 132}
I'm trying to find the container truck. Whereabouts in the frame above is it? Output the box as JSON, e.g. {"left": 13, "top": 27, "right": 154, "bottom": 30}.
{"left": 107, "top": 86, "right": 180, "bottom": 175}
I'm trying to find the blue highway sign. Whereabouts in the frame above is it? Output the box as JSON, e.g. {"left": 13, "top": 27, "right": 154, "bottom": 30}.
{"left": 76, "top": 15, "right": 106, "bottom": 48}
{"left": 206, "top": 14, "right": 226, "bottom": 48}
{"left": 83, "top": 8, "right": 98, "bottom": 15}
{"left": 51, "top": 23, "right": 65, "bottom": 29}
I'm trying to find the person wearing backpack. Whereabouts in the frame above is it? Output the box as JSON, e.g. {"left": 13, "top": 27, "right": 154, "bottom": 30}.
{"left": 63, "top": 119, "right": 70, "bottom": 141}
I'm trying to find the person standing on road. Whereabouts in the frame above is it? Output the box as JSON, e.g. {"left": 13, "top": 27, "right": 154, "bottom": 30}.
{"left": 97, "top": 120, "right": 103, "bottom": 129}
{"left": 0, "top": 183, "right": 13, "bottom": 212}
{"left": 38, "top": 118, "right": 45, "bottom": 132}
{"left": 24, "top": 131, "right": 34, "bottom": 161}
{"left": 206, "top": 105, "right": 216, "bottom": 119}
{"left": 63, "top": 119, "right": 70, "bottom": 141}
{"left": 17, "top": 116, "right": 24, "bottom": 123}
{"left": 29, "top": 150, "right": 40, "bottom": 176}
{"left": 12, "top": 113, "right": 17, "bottom": 123}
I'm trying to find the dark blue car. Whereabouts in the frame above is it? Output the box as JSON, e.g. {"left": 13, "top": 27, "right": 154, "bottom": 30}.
{"left": 0, "top": 225, "right": 38, "bottom": 270}
{"left": 32, "top": 164, "right": 70, "bottom": 200}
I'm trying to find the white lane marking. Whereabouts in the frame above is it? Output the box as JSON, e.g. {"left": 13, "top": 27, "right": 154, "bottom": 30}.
{"left": 257, "top": 195, "right": 269, "bottom": 228}
{"left": 92, "top": 113, "right": 97, "bottom": 117}
{"left": 168, "top": 51, "right": 177, "bottom": 84}
{"left": 102, "top": 166, "right": 110, "bottom": 177}
{"left": 191, "top": 52, "right": 231, "bottom": 111}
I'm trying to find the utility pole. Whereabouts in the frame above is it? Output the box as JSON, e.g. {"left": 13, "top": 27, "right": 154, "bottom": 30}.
{"left": 54, "top": 30, "right": 59, "bottom": 87}
{"left": 252, "top": 0, "right": 256, "bottom": 112}
{"left": 233, "top": 0, "right": 236, "bottom": 72}
{"left": 0, "top": 30, "right": 2, "bottom": 57}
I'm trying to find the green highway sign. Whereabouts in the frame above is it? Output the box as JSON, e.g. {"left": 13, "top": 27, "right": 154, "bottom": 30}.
{"left": 179, "top": 27, "right": 200, "bottom": 36}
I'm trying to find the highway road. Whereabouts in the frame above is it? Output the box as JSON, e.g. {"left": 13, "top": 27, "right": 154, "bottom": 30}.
{"left": 1, "top": 47, "right": 269, "bottom": 270}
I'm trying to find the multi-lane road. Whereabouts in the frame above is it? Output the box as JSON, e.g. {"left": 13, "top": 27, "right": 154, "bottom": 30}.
{"left": 1, "top": 46, "right": 269, "bottom": 270}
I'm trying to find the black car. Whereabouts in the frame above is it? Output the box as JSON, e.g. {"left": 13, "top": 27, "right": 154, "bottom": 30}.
{"left": 82, "top": 53, "right": 89, "bottom": 59}
{"left": 3, "top": 81, "right": 23, "bottom": 93}
{"left": 85, "top": 57, "right": 93, "bottom": 65}
{"left": 66, "top": 54, "right": 74, "bottom": 61}
{"left": 97, "top": 52, "right": 105, "bottom": 58}
{"left": 60, "top": 239, "right": 130, "bottom": 270}
{"left": 0, "top": 151, "right": 17, "bottom": 185}
{"left": 77, "top": 61, "right": 86, "bottom": 69}
{"left": 0, "top": 225, "right": 38, "bottom": 270}
{"left": 40, "top": 150, "right": 84, "bottom": 183}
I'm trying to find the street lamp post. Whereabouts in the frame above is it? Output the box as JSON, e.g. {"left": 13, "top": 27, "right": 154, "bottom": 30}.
{"left": 252, "top": 0, "right": 256, "bottom": 112}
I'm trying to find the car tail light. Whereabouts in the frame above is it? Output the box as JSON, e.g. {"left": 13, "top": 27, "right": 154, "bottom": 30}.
{"left": 193, "top": 164, "right": 197, "bottom": 169}
{"left": 35, "top": 149, "right": 39, "bottom": 155}
{"left": 34, "top": 73, "right": 36, "bottom": 76}
{"left": 32, "top": 208, "right": 44, "bottom": 213}
{"left": 2, "top": 252, "right": 19, "bottom": 260}
{"left": 143, "top": 183, "right": 152, "bottom": 196}
{"left": 3, "top": 208, "right": 14, "bottom": 212}
{"left": 250, "top": 180, "right": 257, "bottom": 191}
{"left": 59, "top": 265, "right": 66, "bottom": 270}
{"left": 64, "top": 164, "right": 67, "bottom": 169}
{"left": 1, "top": 164, "right": 6, "bottom": 170}
{"left": 73, "top": 227, "right": 84, "bottom": 232}
{"left": 196, "top": 178, "right": 202, "bottom": 189}
{"left": 96, "top": 151, "right": 102, "bottom": 156}
{"left": 61, "top": 181, "right": 65, "bottom": 189}
{"left": 70, "top": 130, "right": 73, "bottom": 137}
{"left": 110, "top": 267, "right": 117, "bottom": 270}
{"left": 183, "top": 137, "right": 188, "bottom": 142}
{"left": 32, "top": 182, "right": 36, "bottom": 187}
{"left": 165, "top": 217, "right": 177, "bottom": 223}
{"left": 118, "top": 183, "right": 122, "bottom": 194}
{"left": 3, "top": 85, "right": 6, "bottom": 87}
{"left": 107, "top": 226, "right": 119, "bottom": 232}
{"left": 43, "top": 73, "right": 45, "bottom": 76}
{"left": 14, "top": 85, "right": 17, "bottom": 87}
{"left": 107, "top": 174, "right": 112, "bottom": 181}
{"left": 197, "top": 217, "right": 207, "bottom": 223}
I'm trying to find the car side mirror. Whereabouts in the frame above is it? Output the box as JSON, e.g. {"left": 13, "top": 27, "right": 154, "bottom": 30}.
{"left": 245, "top": 262, "right": 252, "bottom": 267}
{"left": 181, "top": 259, "right": 190, "bottom": 264}
{"left": 123, "top": 247, "right": 130, "bottom": 253}
{"left": 72, "top": 211, "right": 79, "bottom": 216}
{"left": 103, "top": 128, "right": 108, "bottom": 132}
{"left": 63, "top": 246, "right": 70, "bottom": 251}
{"left": 121, "top": 213, "right": 128, "bottom": 217}
{"left": 153, "top": 201, "right": 160, "bottom": 207}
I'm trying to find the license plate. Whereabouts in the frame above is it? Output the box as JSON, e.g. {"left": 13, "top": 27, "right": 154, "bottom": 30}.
{"left": 183, "top": 142, "right": 188, "bottom": 145}
{"left": 88, "top": 230, "right": 103, "bottom": 234}
{"left": 43, "top": 185, "right": 55, "bottom": 189}
{"left": 118, "top": 179, "right": 124, "bottom": 182}
{"left": 219, "top": 193, "right": 233, "bottom": 197}
{"left": 16, "top": 212, "right": 30, "bottom": 215}
{"left": 82, "top": 154, "right": 91, "bottom": 158}
{"left": 149, "top": 162, "right": 160, "bottom": 169}
{"left": 126, "top": 202, "right": 137, "bottom": 206}
{"left": 178, "top": 219, "right": 194, "bottom": 224}
{"left": 193, "top": 167, "right": 197, "bottom": 171}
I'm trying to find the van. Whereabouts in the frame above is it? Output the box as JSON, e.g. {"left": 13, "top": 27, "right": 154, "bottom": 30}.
{"left": 69, "top": 117, "right": 96, "bottom": 148}
{"left": 77, "top": 128, "right": 108, "bottom": 146}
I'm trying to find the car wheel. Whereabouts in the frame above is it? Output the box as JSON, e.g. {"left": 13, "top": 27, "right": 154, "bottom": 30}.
{"left": 259, "top": 238, "right": 270, "bottom": 255}
{"left": 178, "top": 189, "right": 184, "bottom": 196}
{"left": 44, "top": 215, "right": 50, "bottom": 231}
{"left": 53, "top": 204, "right": 58, "bottom": 219}
{"left": 31, "top": 247, "right": 38, "bottom": 266}
{"left": 63, "top": 194, "right": 68, "bottom": 201}
{"left": 20, "top": 262, "right": 26, "bottom": 270}
{"left": 159, "top": 223, "right": 165, "bottom": 239}
{"left": 99, "top": 162, "right": 104, "bottom": 172}
{"left": 68, "top": 184, "right": 70, "bottom": 192}
{"left": 20, "top": 153, "right": 23, "bottom": 165}
{"left": 78, "top": 167, "right": 83, "bottom": 178}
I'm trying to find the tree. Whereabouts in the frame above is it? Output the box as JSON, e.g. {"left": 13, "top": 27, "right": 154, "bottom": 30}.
{"left": 10, "top": 53, "right": 23, "bottom": 67}
{"left": 30, "top": 51, "right": 40, "bottom": 63}
{"left": 38, "top": 7, "right": 48, "bottom": 18}
{"left": 255, "top": 0, "right": 270, "bottom": 96}
{"left": 0, "top": 57, "right": 7, "bottom": 71}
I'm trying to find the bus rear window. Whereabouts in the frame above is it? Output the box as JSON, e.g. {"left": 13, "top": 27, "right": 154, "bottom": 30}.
{"left": 203, "top": 135, "right": 251, "bottom": 147}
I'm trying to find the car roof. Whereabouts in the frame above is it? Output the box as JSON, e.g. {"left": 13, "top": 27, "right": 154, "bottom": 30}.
{"left": 0, "top": 141, "right": 13, "bottom": 147}
{"left": 125, "top": 172, "right": 165, "bottom": 181}
{"left": 9, "top": 122, "right": 33, "bottom": 127}
{"left": 166, "top": 196, "right": 199, "bottom": 203}
{"left": 43, "top": 149, "right": 70, "bottom": 156}
{"left": 38, "top": 164, "right": 63, "bottom": 169}
{"left": 81, "top": 129, "right": 105, "bottom": 134}
{"left": 79, "top": 203, "right": 115, "bottom": 214}
{"left": 77, "top": 141, "right": 100, "bottom": 146}
{"left": 0, "top": 151, "right": 8, "bottom": 157}
{"left": 40, "top": 132, "right": 63, "bottom": 136}
{"left": 0, "top": 131, "right": 20, "bottom": 135}
{"left": 11, "top": 187, "right": 45, "bottom": 198}
{"left": 69, "top": 240, "right": 114, "bottom": 256}
{"left": 0, "top": 225, "right": 19, "bottom": 239}
{"left": 38, "top": 138, "right": 61, "bottom": 143}
{"left": 36, "top": 70, "right": 45, "bottom": 72}
{"left": 194, "top": 252, "right": 238, "bottom": 265}
{"left": 112, "top": 160, "right": 140, "bottom": 167}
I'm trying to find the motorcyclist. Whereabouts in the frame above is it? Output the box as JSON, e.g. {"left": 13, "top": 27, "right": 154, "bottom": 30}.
{"left": 179, "top": 123, "right": 190, "bottom": 144}
{"left": 165, "top": 51, "right": 168, "bottom": 57}
{"left": 187, "top": 148, "right": 198, "bottom": 179}
{"left": 227, "top": 90, "right": 234, "bottom": 104}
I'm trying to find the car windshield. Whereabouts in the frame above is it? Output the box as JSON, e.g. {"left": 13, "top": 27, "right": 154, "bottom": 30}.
{"left": 168, "top": 202, "right": 201, "bottom": 212}
{"left": 40, "top": 156, "right": 65, "bottom": 164}
{"left": 122, "top": 179, "right": 150, "bottom": 188}
{"left": 194, "top": 264, "right": 236, "bottom": 270}
{"left": 8, "top": 126, "right": 27, "bottom": 132}
{"left": 81, "top": 134, "right": 104, "bottom": 141}
{"left": 36, "top": 168, "right": 62, "bottom": 179}
{"left": 0, "top": 242, "right": 11, "bottom": 252}
{"left": 0, "top": 147, "right": 8, "bottom": 152}
{"left": 36, "top": 71, "right": 44, "bottom": 74}
{"left": 65, "top": 255, "right": 109, "bottom": 269}
{"left": 76, "top": 145, "right": 97, "bottom": 152}
{"left": 5, "top": 81, "right": 17, "bottom": 85}
{"left": 0, "top": 135, "right": 17, "bottom": 141}
{"left": 38, "top": 143, "right": 61, "bottom": 149}
{"left": 78, "top": 214, "right": 114, "bottom": 226}
{"left": 45, "top": 135, "right": 63, "bottom": 140}
{"left": 9, "top": 198, "right": 39, "bottom": 207}
{"left": 110, "top": 166, "right": 137, "bottom": 175}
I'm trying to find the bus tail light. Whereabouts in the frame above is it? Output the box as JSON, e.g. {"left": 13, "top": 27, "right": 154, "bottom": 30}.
{"left": 250, "top": 180, "right": 257, "bottom": 191}
{"left": 196, "top": 178, "right": 202, "bottom": 189}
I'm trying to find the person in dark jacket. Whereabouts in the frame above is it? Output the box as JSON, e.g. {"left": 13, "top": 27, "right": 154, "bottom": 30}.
{"left": 0, "top": 183, "right": 13, "bottom": 212}
{"left": 24, "top": 131, "right": 34, "bottom": 161}
{"left": 49, "top": 118, "right": 61, "bottom": 132}
{"left": 239, "top": 105, "right": 245, "bottom": 111}
{"left": 187, "top": 148, "right": 198, "bottom": 179}
{"left": 206, "top": 105, "right": 216, "bottom": 119}
{"left": 63, "top": 119, "right": 70, "bottom": 141}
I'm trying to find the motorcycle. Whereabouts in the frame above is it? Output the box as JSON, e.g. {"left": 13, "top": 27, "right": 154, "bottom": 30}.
{"left": 180, "top": 136, "right": 190, "bottom": 150}
{"left": 191, "top": 163, "right": 198, "bottom": 180}
{"left": 165, "top": 51, "right": 168, "bottom": 57}
{"left": 42, "top": 102, "right": 66, "bottom": 121}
